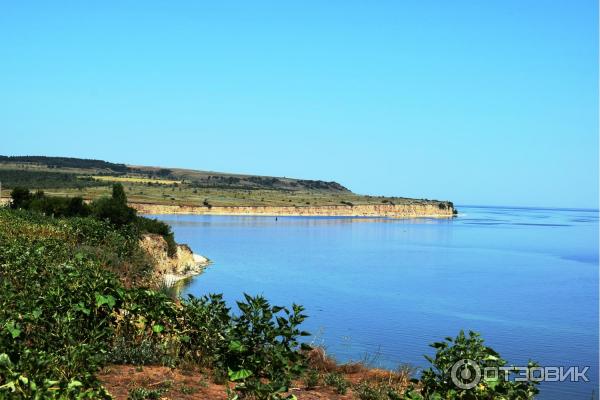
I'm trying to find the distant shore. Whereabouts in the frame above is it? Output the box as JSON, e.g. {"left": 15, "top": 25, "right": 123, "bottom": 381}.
{"left": 0, "top": 197, "right": 456, "bottom": 218}
{"left": 130, "top": 202, "right": 455, "bottom": 218}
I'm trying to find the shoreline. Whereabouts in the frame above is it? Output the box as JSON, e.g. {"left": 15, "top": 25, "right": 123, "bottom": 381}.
{"left": 0, "top": 197, "right": 455, "bottom": 218}
{"left": 163, "top": 253, "right": 210, "bottom": 286}
{"left": 130, "top": 202, "right": 455, "bottom": 218}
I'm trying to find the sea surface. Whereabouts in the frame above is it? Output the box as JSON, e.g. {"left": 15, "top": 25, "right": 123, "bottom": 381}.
{"left": 154, "top": 206, "right": 599, "bottom": 399}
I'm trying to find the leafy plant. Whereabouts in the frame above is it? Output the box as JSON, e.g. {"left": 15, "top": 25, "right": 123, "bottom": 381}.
{"left": 178, "top": 294, "right": 231, "bottom": 366}
{"left": 303, "top": 369, "right": 320, "bottom": 390}
{"left": 221, "top": 294, "right": 310, "bottom": 400}
{"left": 354, "top": 381, "right": 390, "bottom": 400}
{"left": 128, "top": 386, "right": 167, "bottom": 400}
{"left": 413, "top": 330, "right": 539, "bottom": 400}
{"left": 324, "top": 372, "right": 349, "bottom": 394}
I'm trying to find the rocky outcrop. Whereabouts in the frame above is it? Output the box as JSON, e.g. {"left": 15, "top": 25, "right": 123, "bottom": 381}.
{"left": 130, "top": 202, "right": 455, "bottom": 218}
{"left": 139, "top": 234, "right": 209, "bottom": 286}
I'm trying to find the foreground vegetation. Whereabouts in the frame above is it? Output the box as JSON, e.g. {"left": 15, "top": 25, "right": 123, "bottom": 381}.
{"left": 0, "top": 188, "right": 534, "bottom": 399}
{"left": 0, "top": 201, "right": 310, "bottom": 399}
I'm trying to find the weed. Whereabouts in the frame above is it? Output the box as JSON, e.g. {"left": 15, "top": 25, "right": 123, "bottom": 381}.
{"left": 180, "top": 384, "right": 198, "bottom": 394}
{"left": 128, "top": 386, "right": 166, "bottom": 400}
{"left": 303, "top": 369, "right": 320, "bottom": 389}
{"left": 324, "top": 372, "right": 349, "bottom": 394}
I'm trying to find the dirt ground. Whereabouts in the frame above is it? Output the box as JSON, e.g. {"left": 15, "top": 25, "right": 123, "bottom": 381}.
{"left": 98, "top": 364, "right": 408, "bottom": 400}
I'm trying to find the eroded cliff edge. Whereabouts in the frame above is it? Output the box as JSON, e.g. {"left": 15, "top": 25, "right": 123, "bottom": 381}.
{"left": 130, "top": 202, "right": 456, "bottom": 218}
{"left": 139, "top": 233, "right": 209, "bottom": 286}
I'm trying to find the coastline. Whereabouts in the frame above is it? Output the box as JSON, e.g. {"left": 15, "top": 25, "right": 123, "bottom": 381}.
{"left": 130, "top": 202, "right": 455, "bottom": 218}
{"left": 163, "top": 253, "right": 210, "bottom": 286}
{"left": 138, "top": 233, "right": 210, "bottom": 287}
{"left": 0, "top": 198, "right": 455, "bottom": 218}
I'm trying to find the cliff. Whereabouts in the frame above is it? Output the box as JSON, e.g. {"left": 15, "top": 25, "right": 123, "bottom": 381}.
{"left": 130, "top": 202, "right": 455, "bottom": 218}
{"left": 139, "top": 233, "right": 209, "bottom": 286}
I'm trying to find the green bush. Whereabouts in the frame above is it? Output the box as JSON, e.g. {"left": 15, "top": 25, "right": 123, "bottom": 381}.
{"left": 303, "top": 369, "right": 320, "bottom": 389}
{"left": 411, "top": 330, "right": 539, "bottom": 400}
{"left": 135, "top": 216, "right": 177, "bottom": 257}
{"left": 10, "top": 188, "right": 90, "bottom": 218}
{"left": 10, "top": 185, "right": 178, "bottom": 257}
{"left": 0, "top": 216, "right": 121, "bottom": 398}
{"left": 91, "top": 197, "right": 137, "bottom": 226}
{"left": 127, "top": 386, "right": 166, "bottom": 400}
{"left": 178, "top": 294, "right": 231, "bottom": 366}
{"left": 324, "top": 372, "right": 349, "bottom": 394}
{"left": 0, "top": 209, "right": 314, "bottom": 399}
{"left": 9, "top": 187, "right": 31, "bottom": 209}
{"left": 354, "top": 381, "right": 391, "bottom": 400}
{"left": 220, "top": 294, "right": 310, "bottom": 400}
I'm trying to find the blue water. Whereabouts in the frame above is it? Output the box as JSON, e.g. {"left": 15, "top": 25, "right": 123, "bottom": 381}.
{"left": 154, "top": 206, "right": 599, "bottom": 399}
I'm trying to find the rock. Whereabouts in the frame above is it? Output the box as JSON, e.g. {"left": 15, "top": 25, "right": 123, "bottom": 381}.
{"left": 139, "top": 233, "right": 209, "bottom": 287}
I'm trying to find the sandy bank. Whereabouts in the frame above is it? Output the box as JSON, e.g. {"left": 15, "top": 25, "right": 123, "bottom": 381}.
{"left": 130, "top": 202, "right": 455, "bottom": 218}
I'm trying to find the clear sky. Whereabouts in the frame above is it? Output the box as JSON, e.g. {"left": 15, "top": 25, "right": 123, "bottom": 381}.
{"left": 1, "top": 1, "right": 597, "bottom": 208}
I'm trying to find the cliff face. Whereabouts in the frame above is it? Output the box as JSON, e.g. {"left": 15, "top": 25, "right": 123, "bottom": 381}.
{"left": 139, "top": 234, "right": 209, "bottom": 286}
{"left": 131, "top": 203, "right": 455, "bottom": 218}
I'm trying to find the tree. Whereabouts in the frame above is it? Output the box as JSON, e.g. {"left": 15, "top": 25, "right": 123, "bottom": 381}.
{"left": 67, "top": 197, "right": 90, "bottom": 217}
{"left": 91, "top": 197, "right": 136, "bottom": 226}
{"left": 10, "top": 187, "right": 31, "bottom": 209}
{"left": 112, "top": 183, "right": 127, "bottom": 205}
{"left": 88, "top": 183, "right": 136, "bottom": 225}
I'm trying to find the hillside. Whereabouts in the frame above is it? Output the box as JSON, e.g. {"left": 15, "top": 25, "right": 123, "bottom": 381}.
{"left": 0, "top": 155, "right": 455, "bottom": 214}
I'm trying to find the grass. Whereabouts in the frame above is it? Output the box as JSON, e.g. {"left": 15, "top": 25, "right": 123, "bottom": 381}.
{"left": 0, "top": 158, "right": 454, "bottom": 209}
{"left": 1, "top": 183, "right": 446, "bottom": 208}
{"left": 90, "top": 175, "right": 183, "bottom": 185}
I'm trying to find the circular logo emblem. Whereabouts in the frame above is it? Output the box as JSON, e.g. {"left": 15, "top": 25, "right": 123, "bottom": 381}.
{"left": 451, "top": 359, "right": 481, "bottom": 389}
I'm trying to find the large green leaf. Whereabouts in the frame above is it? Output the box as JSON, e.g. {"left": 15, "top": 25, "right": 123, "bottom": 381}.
{"left": 94, "top": 293, "right": 116, "bottom": 309}
{"left": 228, "top": 368, "right": 253, "bottom": 381}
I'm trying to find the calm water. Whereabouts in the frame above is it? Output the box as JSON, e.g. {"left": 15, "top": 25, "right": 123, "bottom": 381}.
{"left": 155, "top": 206, "right": 599, "bottom": 399}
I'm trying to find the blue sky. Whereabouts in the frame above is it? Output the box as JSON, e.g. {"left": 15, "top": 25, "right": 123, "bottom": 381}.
{"left": 0, "top": 1, "right": 597, "bottom": 208}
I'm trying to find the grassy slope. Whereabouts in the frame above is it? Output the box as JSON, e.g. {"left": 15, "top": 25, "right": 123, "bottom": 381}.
{"left": 0, "top": 157, "right": 452, "bottom": 208}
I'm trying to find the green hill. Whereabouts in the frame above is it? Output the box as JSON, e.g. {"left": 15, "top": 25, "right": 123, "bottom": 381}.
{"left": 0, "top": 155, "right": 452, "bottom": 209}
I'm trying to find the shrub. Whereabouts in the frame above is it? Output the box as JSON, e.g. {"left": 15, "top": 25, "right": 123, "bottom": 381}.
{"left": 414, "top": 330, "right": 539, "bottom": 400}
{"left": 324, "top": 372, "right": 349, "bottom": 394}
{"left": 220, "top": 294, "right": 310, "bottom": 400}
{"left": 0, "top": 207, "right": 314, "bottom": 400}
{"left": 106, "top": 336, "right": 176, "bottom": 367}
{"left": 112, "top": 183, "right": 127, "bottom": 205}
{"left": 9, "top": 187, "right": 31, "bottom": 209}
{"left": 89, "top": 183, "right": 137, "bottom": 226}
{"left": 128, "top": 386, "right": 167, "bottom": 400}
{"left": 303, "top": 369, "right": 320, "bottom": 389}
{"left": 135, "top": 216, "right": 177, "bottom": 257}
{"left": 178, "top": 294, "right": 231, "bottom": 366}
{"left": 10, "top": 188, "right": 91, "bottom": 218}
{"left": 0, "top": 218, "right": 122, "bottom": 398}
{"left": 354, "top": 381, "right": 388, "bottom": 400}
{"left": 91, "top": 197, "right": 136, "bottom": 226}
